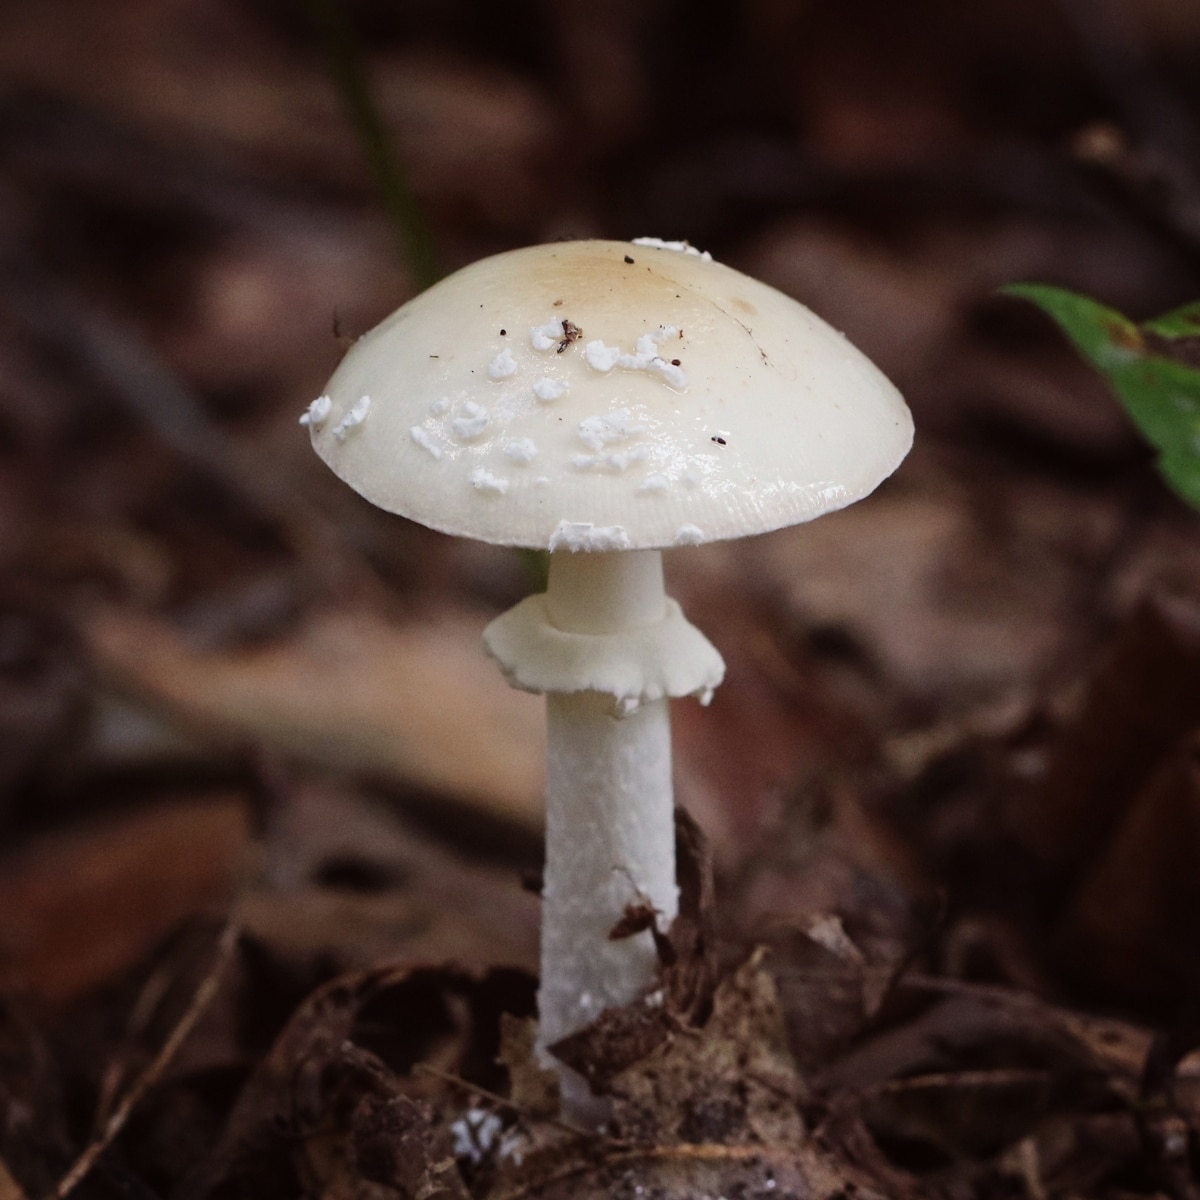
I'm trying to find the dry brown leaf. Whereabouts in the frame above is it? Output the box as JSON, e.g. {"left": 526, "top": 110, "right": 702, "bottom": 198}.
{"left": 0, "top": 1159, "right": 28, "bottom": 1200}
{"left": 1056, "top": 726, "right": 1200, "bottom": 1008}
{"left": 0, "top": 796, "right": 248, "bottom": 1004}
{"left": 745, "top": 459, "right": 1110, "bottom": 703}
{"left": 486, "top": 955, "right": 885, "bottom": 1199}
{"left": 351, "top": 1092, "right": 470, "bottom": 1200}
{"left": 189, "top": 962, "right": 521, "bottom": 1200}
{"left": 498, "top": 1014, "right": 559, "bottom": 1119}
{"left": 668, "top": 545, "right": 888, "bottom": 862}
{"left": 243, "top": 782, "right": 539, "bottom": 977}
{"left": 83, "top": 605, "right": 545, "bottom": 832}
{"left": 485, "top": 1140, "right": 885, "bottom": 1200}
{"left": 1012, "top": 592, "right": 1200, "bottom": 880}
{"left": 607, "top": 950, "right": 806, "bottom": 1148}
{"left": 1008, "top": 1112, "right": 1142, "bottom": 1197}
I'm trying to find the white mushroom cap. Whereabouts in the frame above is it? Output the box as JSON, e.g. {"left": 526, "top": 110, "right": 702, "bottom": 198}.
{"left": 308, "top": 240, "right": 912, "bottom": 550}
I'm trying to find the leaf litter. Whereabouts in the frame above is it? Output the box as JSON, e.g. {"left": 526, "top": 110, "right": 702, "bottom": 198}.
{"left": 4, "top": 0, "right": 1200, "bottom": 1196}
{"left": 171, "top": 817, "right": 886, "bottom": 1200}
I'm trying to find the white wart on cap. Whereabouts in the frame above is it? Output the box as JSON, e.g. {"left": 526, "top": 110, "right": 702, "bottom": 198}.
{"left": 306, "top": 239, "right": 913, "bottom": 551}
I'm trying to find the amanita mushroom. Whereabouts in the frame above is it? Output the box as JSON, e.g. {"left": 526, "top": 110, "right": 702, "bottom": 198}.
{"left": 304, "top": 238, "right": 912, "bottom": 1120}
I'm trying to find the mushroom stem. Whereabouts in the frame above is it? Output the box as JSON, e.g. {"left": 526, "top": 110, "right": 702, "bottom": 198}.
{"left": 545, "top": 548, "right": 668, "bottom": 633}
{"left": 538, "top": 550, "right": 678, "bottom": 1118}
{"left": 483, "top": 546, "right": 723, "bottom": 1123}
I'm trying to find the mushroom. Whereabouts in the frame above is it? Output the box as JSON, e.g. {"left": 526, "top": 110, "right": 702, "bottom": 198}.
{"left": 304, "top": 239, "right": 912, "bottom": 1121}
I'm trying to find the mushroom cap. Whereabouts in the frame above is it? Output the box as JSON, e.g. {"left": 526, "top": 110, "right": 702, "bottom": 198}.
{"left": 307, "top": 239, "right": 912, "bottom": 550}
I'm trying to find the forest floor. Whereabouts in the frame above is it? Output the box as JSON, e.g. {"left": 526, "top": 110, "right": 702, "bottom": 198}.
{"left": 3, "top": 1, "right": 1200, "bottom": 1197}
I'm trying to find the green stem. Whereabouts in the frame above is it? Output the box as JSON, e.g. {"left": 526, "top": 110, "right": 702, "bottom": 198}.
{"left": 300, "top": 0, "right": 441, "bottom": 291}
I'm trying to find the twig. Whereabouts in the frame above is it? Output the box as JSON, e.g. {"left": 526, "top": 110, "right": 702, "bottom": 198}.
{"left": 298, "top": 0, "right": 440, "bottom": 291}
{"left": 92, "top": 955, "right": 179, "bottom": 1130}
{"left": 894, "top": 972, "right": 1059, "bottom": 1007}
{"left": 744, "top": 1069, "right": 805, "bottom": 1104}
{"left": 859, "top": 1067, "right": 1056, "bottom": 1099}
{"left": 51, "top": 917, "right": 241, "bottom": 1200}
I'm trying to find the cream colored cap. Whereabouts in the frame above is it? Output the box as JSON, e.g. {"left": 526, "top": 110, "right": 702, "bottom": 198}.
{"left": 305, "top": 239, "right": 912, "bottom": 550}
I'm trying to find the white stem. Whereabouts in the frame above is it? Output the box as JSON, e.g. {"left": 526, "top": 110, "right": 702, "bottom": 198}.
{"left": 544, "top": 548, "right": 668, "bottom": 634}
{"left": 537, "top": 550, "right": 679, "bottom": 1121}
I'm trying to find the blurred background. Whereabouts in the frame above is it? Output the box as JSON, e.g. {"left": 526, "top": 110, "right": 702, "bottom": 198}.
{"left": 3, "top": 0, "right": 1200, "bottom": 1194}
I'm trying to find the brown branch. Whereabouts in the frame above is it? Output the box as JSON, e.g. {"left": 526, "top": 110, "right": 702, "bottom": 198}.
{"left": 92, "top": 955, "right": 180, "bottom": 1130}
{"left": 51, "top": 917, "right": 241, "bottom": 1200}
{"left": 860, "top": 1067, "right": 1056, "bottom": 1099}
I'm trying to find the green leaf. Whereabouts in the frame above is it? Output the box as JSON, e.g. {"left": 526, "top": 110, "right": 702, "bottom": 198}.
{"left": 1144, "top": 301, "right": 1200, "bottom": 340}
{"left": 1160, "top": 449, "right": 1200, "bottom": 509}
{"left": 1002, "top": 283, "right": 1146, "bottom": 373}
{"left": 1108, "top": 356, "right": 1200, "bottom": 451}
{"left": 1005, "top": 283, "right": 1200, "bottom": 513}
